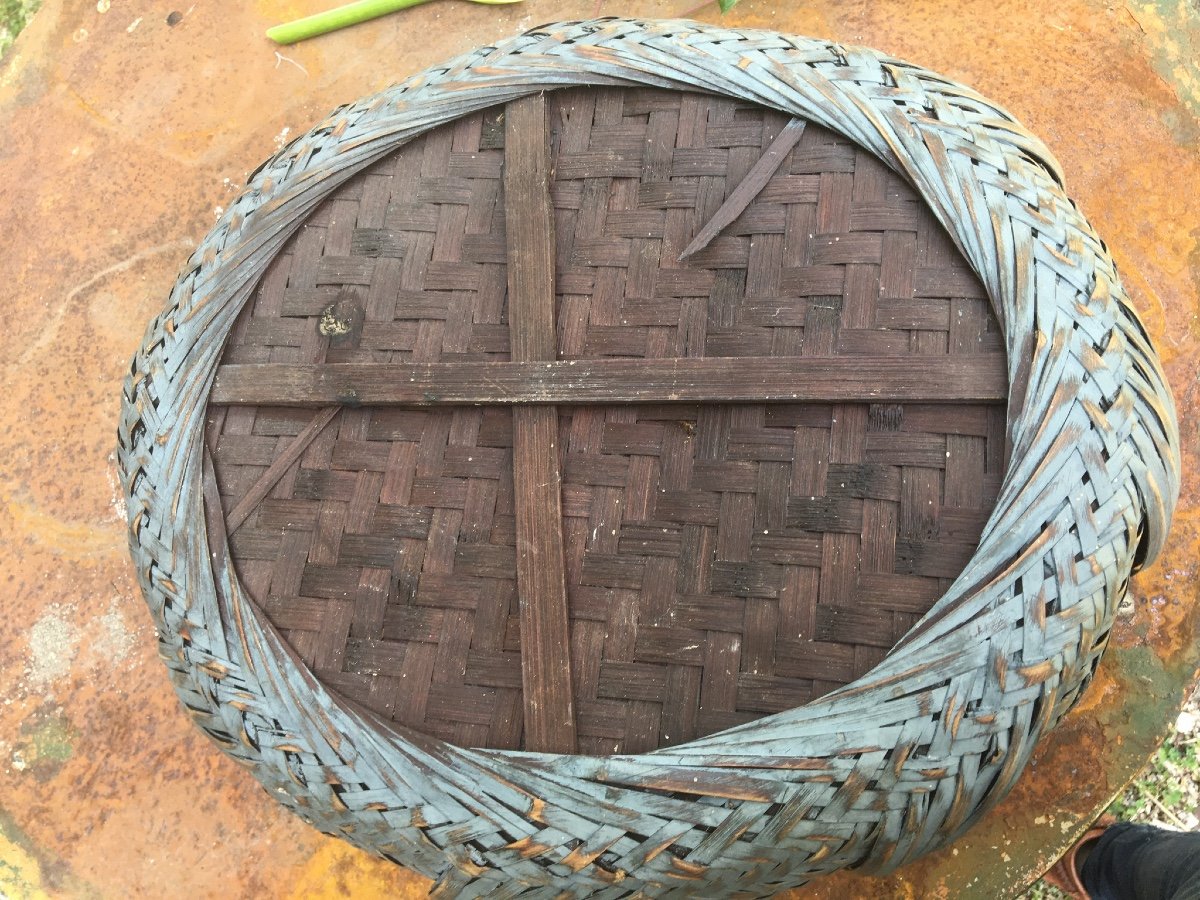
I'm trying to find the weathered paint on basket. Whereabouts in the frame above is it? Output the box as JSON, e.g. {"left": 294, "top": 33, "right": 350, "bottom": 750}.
{"left": 116, "top": 18, "right": 1180, "bottom": 897}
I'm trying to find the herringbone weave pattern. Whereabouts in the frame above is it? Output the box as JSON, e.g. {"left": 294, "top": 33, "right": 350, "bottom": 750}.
{"left": 119, "top": 20, "right": 1179, "bottom": 897}
{"left": 207, "top": 88, "right": 1007, "bottom": 754}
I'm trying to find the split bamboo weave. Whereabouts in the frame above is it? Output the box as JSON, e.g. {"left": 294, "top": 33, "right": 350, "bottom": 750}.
{"left": 205, "top": 86, "right": 1010, "bottom": 757}
{"left": 117, "top": 19, "right": 1180, "bottom": 896}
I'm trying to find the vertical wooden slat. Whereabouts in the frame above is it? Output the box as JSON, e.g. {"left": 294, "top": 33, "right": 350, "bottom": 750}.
{"left": 505, "top": 93, "right": 578, "bottom": 753}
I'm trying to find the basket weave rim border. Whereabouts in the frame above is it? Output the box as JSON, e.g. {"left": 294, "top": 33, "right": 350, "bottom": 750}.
{"left": 118, "top": 17, "right": 1181, "bottom": 894}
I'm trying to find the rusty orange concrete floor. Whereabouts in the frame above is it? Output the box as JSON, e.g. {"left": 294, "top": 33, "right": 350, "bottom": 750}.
{"left": 0, "top": 0, "right": 1197, "bottom": 897}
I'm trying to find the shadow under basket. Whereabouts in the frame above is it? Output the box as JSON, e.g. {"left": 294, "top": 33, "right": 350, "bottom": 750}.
{"left": 205, "top": 85, "right": 1010, "bottom": 757}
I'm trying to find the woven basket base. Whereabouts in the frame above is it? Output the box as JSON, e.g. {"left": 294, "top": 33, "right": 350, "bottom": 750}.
{"left": 206, "top": 87, "right": 1008, "bottom": 754}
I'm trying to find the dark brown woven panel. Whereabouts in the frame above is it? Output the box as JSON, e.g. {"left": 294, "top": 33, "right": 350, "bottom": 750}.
{"left": 206, "top": 87, "right": 1007, "bottom": 754}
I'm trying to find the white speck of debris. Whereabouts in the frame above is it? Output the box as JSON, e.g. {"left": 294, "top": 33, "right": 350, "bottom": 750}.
{"left": 27, "top": 605, "right": 82, "bottom": 690}
{"left": 126, "top": 16, "right": 142, "bottom": 32}
{"left": 274, "top": 51, "right": 309, "bottom": 76}
{"left": 214, "top": 205, "right": 225, "bottom": 220}
{"left": 73, "top": 27, "right": 89, "bottom": 42}
{"left": 273, "top": 126, "right": 292, "bottom": 151}
{"left": 1177, "top": 710, "right": 1198, "bottom": 734}
{"left": 11, "top": 750, "right": 26, "bottom": 772}
{"left": 97, "top": 0, "right": 110, "bottom": 12}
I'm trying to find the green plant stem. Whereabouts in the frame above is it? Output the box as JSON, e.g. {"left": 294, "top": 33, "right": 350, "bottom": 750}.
{"left": 680, "top": 0, "right": 740, "bottom": 13}
{"left": 266, "top": 0, "right": 429, "bottom": 44}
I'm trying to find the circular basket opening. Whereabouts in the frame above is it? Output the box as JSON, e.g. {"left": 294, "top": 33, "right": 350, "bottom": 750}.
{"left": 206, "top": 86, "right": 1009, "bottom": 755}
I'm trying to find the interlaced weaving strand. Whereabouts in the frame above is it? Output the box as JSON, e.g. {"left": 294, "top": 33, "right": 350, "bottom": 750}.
{"left": 118, "top": 20, "right": 1179, "bottom": 897}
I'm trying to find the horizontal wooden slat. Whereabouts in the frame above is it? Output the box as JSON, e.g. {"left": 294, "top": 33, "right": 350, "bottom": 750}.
{"left": 211, "top": 355, "right": 1008, "bottom": 406}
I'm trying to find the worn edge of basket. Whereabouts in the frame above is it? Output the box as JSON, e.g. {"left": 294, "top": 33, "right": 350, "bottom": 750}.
{"left": 116, "top": 17, "right": 1181, "bottom": 896}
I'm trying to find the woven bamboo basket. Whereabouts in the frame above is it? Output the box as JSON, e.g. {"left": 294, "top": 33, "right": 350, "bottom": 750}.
{"left": 118, "top": 19, "right": 1179, "bottom": 897}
